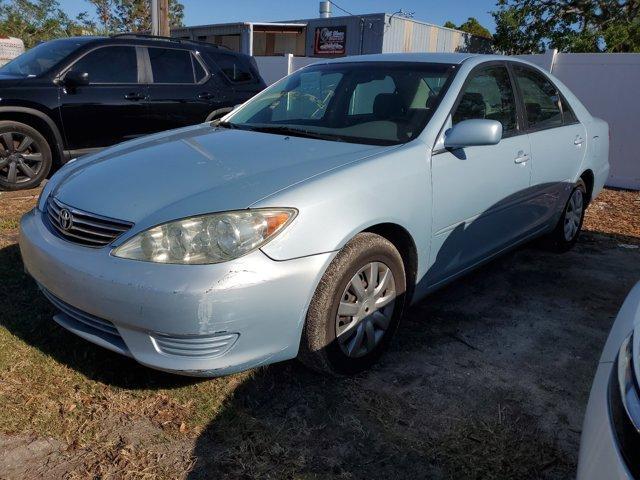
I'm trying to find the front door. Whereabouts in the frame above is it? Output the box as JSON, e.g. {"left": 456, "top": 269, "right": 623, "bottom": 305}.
{"left": 59, "top": 45, "right": 150, "bottom": 150}
{"left": 428, "top": 64, "right": 532, "bottom": 285}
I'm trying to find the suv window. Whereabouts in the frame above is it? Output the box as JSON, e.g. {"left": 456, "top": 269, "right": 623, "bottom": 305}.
{"left": 69, "top": 46, "right": 138, "bottom": 84}
{"left": 193, "top": 56, "right": 207, "bottom": 82}
{"left": 513, "top": 66, "right": 563, "bottom": 130}
{"left": 0, "top": 38, "right": 89, "bottom": 77}
{"left": 149, "top": 48, "right": 195, "bottom": 84}
{"left": 215, "top": 53, "right": 253, "bottom": 83}
{"left": 453, "top": 65, "right": 518, "bottom": 135}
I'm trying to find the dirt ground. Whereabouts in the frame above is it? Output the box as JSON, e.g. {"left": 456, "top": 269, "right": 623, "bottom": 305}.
{"left": 0, "top": 186, "right": 639, "bottom": 479}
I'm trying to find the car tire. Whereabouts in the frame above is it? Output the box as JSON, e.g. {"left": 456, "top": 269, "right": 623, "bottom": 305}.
{"left": 0, "top": 121, "right": 52, "bottom": 191}
{"left": 545, "top": 179, "right": 587, "bottom": 252}
{"left": 298, "top": 232, "right": 407, "bottom": 375}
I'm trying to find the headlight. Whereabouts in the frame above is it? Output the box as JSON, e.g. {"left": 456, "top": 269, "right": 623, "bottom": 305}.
{"left": 610, "top": 331, "right": 640, "bottom": 477}
{"left": 112, "top": 208, "right": 296, "bottom": 264}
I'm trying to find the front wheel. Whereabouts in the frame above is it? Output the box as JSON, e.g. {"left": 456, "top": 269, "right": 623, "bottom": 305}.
{"left": 0, "top": 121, "right": 52, "bottom": 191}
{"left": 298, "top": 233, "right": 407, "bottom": 375}
{"left": 545, "top": 179, "right": 587, "bottom": 252}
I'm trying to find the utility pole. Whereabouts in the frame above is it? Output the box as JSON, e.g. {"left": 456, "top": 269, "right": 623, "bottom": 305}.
{"left": 151, "top": 0, "right": 170, "bottom": 37}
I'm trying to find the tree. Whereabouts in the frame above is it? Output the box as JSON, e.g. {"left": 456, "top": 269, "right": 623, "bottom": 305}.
{"left": 458, "top": 17, "right": 493, "bottom": 39}
{"left": 443, "top": 17, "right": 493, "bottom": 39}
{"left": 492, "top": 0, "right": 640, "bottom": 54}
{"left": 84, "top": 0, "right": 184, "bottom": 34}
{"left": 0, "top": 0, "right": 85, "bottom": 48}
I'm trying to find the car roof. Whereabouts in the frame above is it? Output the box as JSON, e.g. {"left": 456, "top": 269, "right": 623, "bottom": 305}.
{"left": 319, "top": 53, "right": 475, "bottom": 65}
{"left": 314, "top": 52, "right": 515, "bottom": 66}
{"left": 63, "top": 35, "right": 243, "bottom": 55}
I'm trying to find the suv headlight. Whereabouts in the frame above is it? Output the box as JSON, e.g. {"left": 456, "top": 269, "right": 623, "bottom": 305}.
{"left": 112, "top": 208, "right": 296, "bottom": 264}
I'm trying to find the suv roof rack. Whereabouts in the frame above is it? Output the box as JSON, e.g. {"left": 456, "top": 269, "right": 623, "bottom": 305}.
{"left": 110, "top": 33, "right": 231, "bottom": 50}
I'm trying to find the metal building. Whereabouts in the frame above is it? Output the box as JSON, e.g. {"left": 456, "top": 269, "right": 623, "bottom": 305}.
{"left": 171, "top": 12, "right": 492, "bottom": 57}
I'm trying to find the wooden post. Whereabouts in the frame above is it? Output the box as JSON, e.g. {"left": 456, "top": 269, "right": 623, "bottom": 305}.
{"left": 159, "top": 0, "right": 170, "bottom": 37}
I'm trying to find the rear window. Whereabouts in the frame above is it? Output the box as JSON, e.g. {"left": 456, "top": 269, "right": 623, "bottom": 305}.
{"left": 214, "top": 53, "right": 253, "bottom": 83}
{"left": 149, "top": 48, "right": 194, "bottom": 84}
{"left": 193, "top": 56, "right": 207, "bottom": 82}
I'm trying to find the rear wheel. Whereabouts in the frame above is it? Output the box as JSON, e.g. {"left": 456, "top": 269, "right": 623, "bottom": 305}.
{"left": 0, "top": 121, "right": 52, "bottom": 191}
{"left": 298, "top": 232, "right": 407, "bottom": 375}
{"left": 545, "top": 179, "right": 587, "bottom": 252}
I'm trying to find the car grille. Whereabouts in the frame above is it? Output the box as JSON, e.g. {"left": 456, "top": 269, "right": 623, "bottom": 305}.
{"left": 46, "top": 197, "right": 133, "bottom": 247}
{"left": 40, "top": 286, "right": 121, "bottom": 339}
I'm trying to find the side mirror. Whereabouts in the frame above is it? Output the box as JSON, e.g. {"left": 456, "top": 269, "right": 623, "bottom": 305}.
{"left": 62, "top": 70, "right": 89, "bottom": 87}
{"left": 444, "top": 119, "right": 502, "bottom": 149}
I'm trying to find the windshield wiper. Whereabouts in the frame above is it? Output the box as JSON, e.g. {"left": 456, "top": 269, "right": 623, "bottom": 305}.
{"left": 248, "top": 125, "right": 344, "bottom": 142}
{"left": 215, "top": 120, "right": 240, "bottom": 129}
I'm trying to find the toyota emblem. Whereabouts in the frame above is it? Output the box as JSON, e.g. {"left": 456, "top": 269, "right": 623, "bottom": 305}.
{"left": 59, "top": 208, "right": 73, "bottom": 231}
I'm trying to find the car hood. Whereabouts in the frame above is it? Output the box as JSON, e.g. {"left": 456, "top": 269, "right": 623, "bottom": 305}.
{"left": 52, "top": 124, "right": 390, "bottom": 229}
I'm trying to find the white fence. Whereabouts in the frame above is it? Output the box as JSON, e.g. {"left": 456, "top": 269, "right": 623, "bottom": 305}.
{"left": 518, "top": 51, "right": 639, "bottom": 190}
{"left": 255, "top": 51, "right": 640, "bottom": 190}
{"left": 255, "top": 54, "right": 318, "bottom": 86}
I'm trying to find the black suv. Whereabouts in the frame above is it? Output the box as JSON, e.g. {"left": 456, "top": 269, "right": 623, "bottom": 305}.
{"left": 0, "top": 34, "right": 266, "bottom": 190}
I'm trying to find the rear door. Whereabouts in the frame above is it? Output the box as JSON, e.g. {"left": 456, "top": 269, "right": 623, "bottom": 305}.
{"left": 143, "top": 46, "right": 225, "bottom": 132}
{"left": 428, "top": 63, "right": 533, "bottom": 285}
{"left": 511, "top": 64, "right": 587, "bottom": 226}
{"left": 58, "top": 45, "right": 150, "bottom": 150}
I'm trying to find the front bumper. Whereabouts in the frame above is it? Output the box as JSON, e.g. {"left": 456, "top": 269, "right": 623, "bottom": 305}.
{"left": 19, "top": 208, "right": 335, "bottom": 376}
{"left": 577, "top": 361, "right": 633, "bottom": 480}
{"left": 577, "top": 282, "right": 640, "bottom": 480}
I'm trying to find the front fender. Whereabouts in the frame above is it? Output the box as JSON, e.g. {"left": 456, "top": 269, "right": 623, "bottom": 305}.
{"left": 255, "top": 140, "right": 432, "bottom": 280}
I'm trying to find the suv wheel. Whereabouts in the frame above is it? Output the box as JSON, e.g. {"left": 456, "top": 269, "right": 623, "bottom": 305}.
{"left": 0, "top": 121, "right": 52, "bottom": 191}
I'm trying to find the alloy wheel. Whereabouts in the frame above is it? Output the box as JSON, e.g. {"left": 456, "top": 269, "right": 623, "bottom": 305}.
{"left": 336, "top": 261, "right": 397, "bottom": 358}
{"left": 564, "top": 188, "right": 584, "bottom": 241}
{"left": 0, "top": 131, "right": 44, "bottom": 186}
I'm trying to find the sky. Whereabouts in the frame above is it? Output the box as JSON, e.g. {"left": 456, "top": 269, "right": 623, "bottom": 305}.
{"left": 59, "top": 0, "right": 498, "bottom": 32}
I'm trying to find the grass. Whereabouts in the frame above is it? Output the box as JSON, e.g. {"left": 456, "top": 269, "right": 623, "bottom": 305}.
{"left": 0, "top": 218, "right": 18, "bottom": 230}
{"left": 0, "top": 188, "right": 246, "bottom": 477}
{"left": 0, "top": 186, "right": 638, "bottom": 479}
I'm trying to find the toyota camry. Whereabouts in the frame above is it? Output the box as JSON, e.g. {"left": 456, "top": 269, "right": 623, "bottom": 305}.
{"left": 19, "top": 53, "right": 610, "bottom": 376}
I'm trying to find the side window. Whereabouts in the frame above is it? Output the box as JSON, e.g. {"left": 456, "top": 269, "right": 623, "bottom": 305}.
{"left": 149, "top": 48, "right": 194, "bottom": 84}
{"left": 348, "top": 76, "right": 396, "bottom": 115}
{"left": 215, "top": 54, "right": 253, "bottom": 83}
{"left": 560, "top": 97, "right": 578, "bottom": 124}
{"left": 513, "top": 66, "right": 563, "bottom": 129}
{"left": 452, "top": 66, "right": 518, "bottom": 134}
{"left": 193, "top": 55, "right": 207, "bottom": 83}
{"left": 69, "top": 46, "right": 137, "bottom": 84}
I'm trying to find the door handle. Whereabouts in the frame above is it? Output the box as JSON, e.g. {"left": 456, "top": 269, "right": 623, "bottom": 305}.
{"left": 197, "top": 92, "right": 214, "bottom": 100}
{"left": 124, "top": 92, "right": 146, "bottom": 101}
{"left": 574, "top": 136, "right": 584, "bottom": 146}
{"left": 514, "top": 151, "right": 529, "bottom": 164}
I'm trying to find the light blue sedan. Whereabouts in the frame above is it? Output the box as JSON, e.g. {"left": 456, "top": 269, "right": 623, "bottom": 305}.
{"left": 19, "top": 53, "right": 610, "bottom": 376}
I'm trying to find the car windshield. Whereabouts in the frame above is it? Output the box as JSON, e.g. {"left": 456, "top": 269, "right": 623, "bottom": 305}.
{"left": 225, "top": 62, "right": 456, "bottom": 146}
{"left": 0, "top": 38, "right": 89, "bottom": 77}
